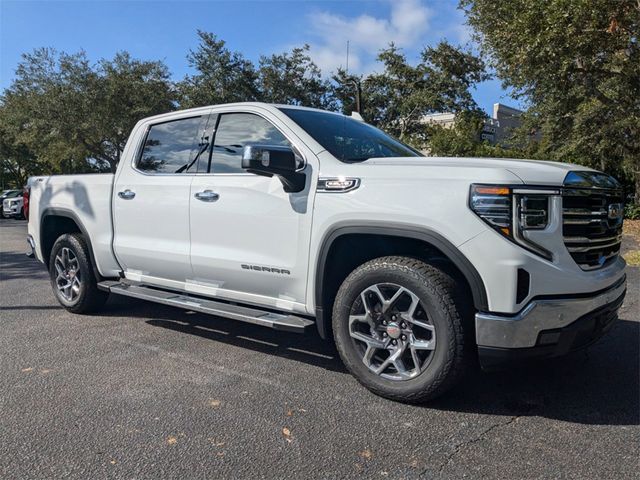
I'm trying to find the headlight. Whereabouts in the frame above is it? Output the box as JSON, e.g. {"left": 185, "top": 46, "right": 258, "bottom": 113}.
{"left": 470, "top": 184, "right": 556, "bottom": 260}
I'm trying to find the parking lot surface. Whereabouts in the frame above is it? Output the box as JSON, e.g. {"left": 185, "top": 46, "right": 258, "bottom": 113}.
{"left": 1, "top": 219, "right": 638, "bottom": 479}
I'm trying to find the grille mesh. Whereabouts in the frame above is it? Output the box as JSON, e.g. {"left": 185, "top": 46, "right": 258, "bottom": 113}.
{"left": 562, "top": 189, "right": 624, "bottom": 270}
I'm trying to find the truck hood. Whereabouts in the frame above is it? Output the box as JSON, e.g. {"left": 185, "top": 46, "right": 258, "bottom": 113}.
{"left": 364, "top": 156, "right": 595, "bottom": 186}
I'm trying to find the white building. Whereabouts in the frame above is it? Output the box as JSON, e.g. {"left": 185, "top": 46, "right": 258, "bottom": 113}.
{"left": 423, "top": 103, "right": 524, "bottom": 146}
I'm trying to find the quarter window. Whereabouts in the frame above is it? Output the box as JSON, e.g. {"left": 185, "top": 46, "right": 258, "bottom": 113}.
{"left": 211, "top": 113, "right": 290, "bottom": 174}
{"left": 138, "top": 116, "right": 204, "bottom": 174}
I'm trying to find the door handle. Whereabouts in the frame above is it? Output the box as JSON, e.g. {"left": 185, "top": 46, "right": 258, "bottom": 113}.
{"left": 194, "top": 190, "right": 220, "bottom": 202}
{"left": 118, "top": 189, "right": 136, "bottom": 200}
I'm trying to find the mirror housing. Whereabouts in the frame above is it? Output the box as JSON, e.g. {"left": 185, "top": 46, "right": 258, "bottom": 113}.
{"left": 242, "top": 145, "right": 306, "bottom": 193}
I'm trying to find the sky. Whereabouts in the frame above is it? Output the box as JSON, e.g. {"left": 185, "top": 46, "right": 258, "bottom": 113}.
{"left": 0, "top": 0, "right": 522, "bottom": 115}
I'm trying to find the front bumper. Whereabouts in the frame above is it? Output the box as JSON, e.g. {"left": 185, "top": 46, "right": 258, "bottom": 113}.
{"left": 4, "top": 204, "right": 21, "bottom": 216}
{"left": 476, "top": 276, "right": 626, "bottom": 369}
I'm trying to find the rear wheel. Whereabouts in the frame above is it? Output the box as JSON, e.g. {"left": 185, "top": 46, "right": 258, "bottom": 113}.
{"left": 49, "top": 233, "right": 108, "bottom": 313}
{"left": 332, "top": 256, "right": 471, "bottom": 403}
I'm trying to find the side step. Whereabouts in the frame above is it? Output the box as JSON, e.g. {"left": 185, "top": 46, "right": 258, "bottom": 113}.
{"left": 98, "top": 281, "right": 314, "bottom": 334}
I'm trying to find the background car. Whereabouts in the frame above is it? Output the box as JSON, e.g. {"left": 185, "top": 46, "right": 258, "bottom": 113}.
{"left": 0, "top": 190, "right": 23, "bottom": 218}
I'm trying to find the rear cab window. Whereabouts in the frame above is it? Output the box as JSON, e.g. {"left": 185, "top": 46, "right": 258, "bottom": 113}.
{"left": 137, "top": 116, "right": 207, "bottom": 174}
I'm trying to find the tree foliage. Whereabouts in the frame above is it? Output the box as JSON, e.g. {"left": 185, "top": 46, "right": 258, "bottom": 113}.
{"left": 258, "top": 45, "right": 334, "bottom": 108}
{"left": 88, "top": 52, "right": 176, "bottom": 171}
{"left": 0, "top": 48, "right": 175, "bottom": 184}
{"left": 179, "top": 31, "right": 259, "bottom": 108}
{"left": 179, "top": 33, "right": 334, "bottom": 108}
{"left": 0, "top": 31, "right": 490, "bottom": 186}
{"left": 461, "top": 0, "right": 640, "bottom": 198}
{"left": 332, "top": 41, "right": 489, "bottom": 145}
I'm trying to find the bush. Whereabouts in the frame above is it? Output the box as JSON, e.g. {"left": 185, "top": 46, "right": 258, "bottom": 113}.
{"left": 624, "top": 203, "right": 640, "bottom": 220}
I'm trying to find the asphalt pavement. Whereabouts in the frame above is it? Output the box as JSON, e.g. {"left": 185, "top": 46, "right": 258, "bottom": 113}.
{"left": 1, "top": 219, "right": 638, "bottom": 479}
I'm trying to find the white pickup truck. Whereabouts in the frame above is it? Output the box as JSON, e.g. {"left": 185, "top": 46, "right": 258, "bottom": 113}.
{"left": 27, "top": 103, "right": 626, "bottom": 402}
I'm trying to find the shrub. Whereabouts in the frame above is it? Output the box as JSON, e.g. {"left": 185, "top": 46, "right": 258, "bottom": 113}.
{"left": 624, "top": 203, "right": 640, "bottom": 220}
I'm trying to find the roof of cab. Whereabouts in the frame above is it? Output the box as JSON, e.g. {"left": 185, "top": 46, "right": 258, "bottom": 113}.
{"left": 139, "top": 102, "right": 347, "bottom": 123}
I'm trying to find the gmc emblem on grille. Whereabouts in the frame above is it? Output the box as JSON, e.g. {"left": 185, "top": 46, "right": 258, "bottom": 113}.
{"left": 608, "top": 203, "right": 623, "bottom": 220}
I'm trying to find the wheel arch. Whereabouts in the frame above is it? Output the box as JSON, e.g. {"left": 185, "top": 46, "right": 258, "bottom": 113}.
{"left": 314, "top": 222, "right": 489, "bottom": 339}
{"left": 40, "top": 207, "right": 101, "bottom": 280}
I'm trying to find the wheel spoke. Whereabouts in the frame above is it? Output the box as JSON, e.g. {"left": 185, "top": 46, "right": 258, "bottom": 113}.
{"left": 381, "top": 286, "right": 406, "bottom": 314}
{"left": 404, "top": 316, "right": 435, "bottom": 332}
{"left": 405, "top": 291, "right": 420, "bottom": 317}
{"left": 410, "top": 337, "right": 436, "bottom": 350}
{"left": 71, "top": 276, "right": 81, "bottom": 296}
{"left": 54, "top": 258, "right": 65, "bottom": 276}
{"left": 373, "top": 347, "right": 402, "bottom": 375}
{"left": 350, "top": 330, "right": 385, "bottom": 349}
{"left": 410, "top": 346, "right": 422, "bottom": 372}
{"left": 349, "top": 310, "right": 377, "bottom": 336}
{"left": 362, "top": 285, "right": 385, "bottom": 313}
{"left": 392, "top": 357, "right": 409, "bottom": 376}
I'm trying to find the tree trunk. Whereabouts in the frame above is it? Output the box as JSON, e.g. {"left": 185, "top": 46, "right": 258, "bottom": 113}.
{"left": 635, "top": 168, "right": 640, "bottom": 205}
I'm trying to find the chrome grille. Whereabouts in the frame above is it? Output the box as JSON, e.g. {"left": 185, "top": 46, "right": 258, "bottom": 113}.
{"left": 562, "top": 188, "right": 624, "bottom": 270}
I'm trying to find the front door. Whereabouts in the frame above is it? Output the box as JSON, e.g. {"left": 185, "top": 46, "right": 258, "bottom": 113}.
{"left": 113, "top": 111, "right": 211, "bottom": 285}
{"left": 189, "top": 109, "right": 317, "bottom": 312}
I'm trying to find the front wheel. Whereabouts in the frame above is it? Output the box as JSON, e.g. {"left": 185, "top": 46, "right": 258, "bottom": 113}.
{"left": 49, "top": 233, "right": 108, "bottom": 313}
{"left": 332, "top": 256, "right": 471, "bottom": 403}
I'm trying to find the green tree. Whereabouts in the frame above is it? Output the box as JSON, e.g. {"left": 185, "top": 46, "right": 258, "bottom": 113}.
{"left": 461, "top": 0, "right": 640, "bottom": 200}
{"left": 258, "top": 45, "right": 334, "bottom": 108}
{"left": 1, "top": 48, "right": 96, "bottom": 174}
{"left": 0, "top": 48, "right": 175, "bottom": 174}
{"left": 0, "top": 118, "right": 44, "bottom": 188}
{"left": 178, "top": 31, "right": 259, "bottom": 108}
{"left": 89, "top": 52, "right": 176, "bottom": 172}
{"left": 426, "top": 111, "right": 534, "bottom": 158}
{"left": 332, "top": 41, "right": 489, "bottom": 147}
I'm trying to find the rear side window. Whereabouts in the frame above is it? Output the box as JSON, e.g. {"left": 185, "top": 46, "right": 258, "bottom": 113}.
{"left": 137, "top": 116, "right": 204, "bottom": 174}
{"left": 211, "top": 113, "right": 290, "bottom": 174}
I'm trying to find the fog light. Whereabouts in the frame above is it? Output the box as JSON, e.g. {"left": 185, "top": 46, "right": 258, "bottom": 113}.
{"left": 538, "top": 331, "right": 562, "bottom": 346}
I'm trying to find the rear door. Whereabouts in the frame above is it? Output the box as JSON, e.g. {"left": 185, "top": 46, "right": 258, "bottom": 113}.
{"left": 188, "top": 107, "right": 318, "bottom": 312}
{"left": 113, "top": 111, "right": 212, "bottom": 286}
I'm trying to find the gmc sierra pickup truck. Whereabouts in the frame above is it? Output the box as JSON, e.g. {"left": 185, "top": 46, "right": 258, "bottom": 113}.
{"left": 27, "top": 103, "right": 626, "bottom": 402}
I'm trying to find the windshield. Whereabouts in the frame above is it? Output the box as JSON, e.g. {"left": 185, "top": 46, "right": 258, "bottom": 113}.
{"left": 279, "top": 108, "right": 420, "bottom": 163}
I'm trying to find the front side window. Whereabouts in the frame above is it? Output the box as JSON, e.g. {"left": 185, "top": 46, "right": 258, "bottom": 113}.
{"left": 138, "top": 116, "right": 204, "bottom": 174}
{"left": 211, "top": 113, "right": 290, "bottom": 174}
{"left": 279, "top": 108, "right": 420, "bottom": 162}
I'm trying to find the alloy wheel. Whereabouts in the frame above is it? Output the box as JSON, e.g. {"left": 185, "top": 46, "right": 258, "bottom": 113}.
{"left": 54, "top": 247, "right": 82, "bottom": 302}
{"left": 349, "top": 283, "right": 436, "bottom": 381}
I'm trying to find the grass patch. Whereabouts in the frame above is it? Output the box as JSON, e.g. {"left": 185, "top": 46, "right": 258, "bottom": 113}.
{"left": 623, "top": 250, "right": 640, "bottom": 266}
{"left": 624, "top": 220, "right": 640, "bottom": 239}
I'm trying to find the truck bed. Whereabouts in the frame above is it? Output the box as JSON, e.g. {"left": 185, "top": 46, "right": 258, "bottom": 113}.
{"left": 28, "top": 173, "right": 121, "bottom": 277}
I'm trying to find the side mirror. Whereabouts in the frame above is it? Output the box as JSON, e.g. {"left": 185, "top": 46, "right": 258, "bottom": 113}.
{"left": 242, "top": 145, "right": 306, "bottom": 193}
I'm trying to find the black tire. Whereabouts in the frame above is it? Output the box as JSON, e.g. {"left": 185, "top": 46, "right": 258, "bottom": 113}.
{"left": 332, "top": 256, "right": 471, "bottom": 403}
{"left": 49, "top": 233, "right": 108, "bottom": 313}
